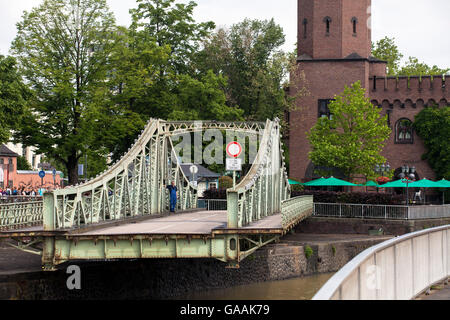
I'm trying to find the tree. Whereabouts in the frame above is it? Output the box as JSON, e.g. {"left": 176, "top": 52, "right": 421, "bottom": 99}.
{"left": 11, "top": 0, "right": 140, "bottom": 185}
{"left": 372, "top": 37, "right": 403, "bottom": 75}
{"left": 307, "top": 81, "right": 391, "bottom": 180}
{"left": 130, "top": 0, "right": 215, "bottom": 76}
{"left": 372, "top": 37, "right": 449, "bottom": 76}
{"left": 16, "top": 156, "right": 32, "bottom": 171}
{"left": 0, "top": 55, "right": 30, "bottom": 144}
{"left": 399, "top": 57, "right": 449, "bottom": 77}
{"left": 196, "top": 19, "right": 291, "bottom": 121}
{"left": 413, "top": 106, "right": 450, "bottom": 180}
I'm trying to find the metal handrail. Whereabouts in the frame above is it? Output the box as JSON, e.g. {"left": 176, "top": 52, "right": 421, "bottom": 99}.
{"left": 313, "top": 225, "right": 450, "bottom": 300}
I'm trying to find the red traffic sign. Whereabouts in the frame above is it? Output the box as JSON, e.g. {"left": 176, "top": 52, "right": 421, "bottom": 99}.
{"left": 226, "top": 142, "right": 242, "bottom": 158}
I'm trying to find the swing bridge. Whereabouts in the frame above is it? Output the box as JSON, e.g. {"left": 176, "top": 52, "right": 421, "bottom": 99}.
{"left": 0, "top": 118, "right": 313, "bottom": 270}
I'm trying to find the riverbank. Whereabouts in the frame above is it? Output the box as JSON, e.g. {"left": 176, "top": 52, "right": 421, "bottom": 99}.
{"left": 0, "top": 232, "right": 391, "bottom": 300}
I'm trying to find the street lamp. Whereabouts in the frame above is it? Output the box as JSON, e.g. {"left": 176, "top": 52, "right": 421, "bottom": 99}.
{"left": 399, "top": 165, "right": 416, "bottom": 205}
{"left": 375, "top": 163, "right": 391, "bottom": 175}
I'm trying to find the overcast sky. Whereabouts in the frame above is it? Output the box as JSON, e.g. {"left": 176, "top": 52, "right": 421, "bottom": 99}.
{"left": 0, "top": 0, "right": 449, "bottom": 68}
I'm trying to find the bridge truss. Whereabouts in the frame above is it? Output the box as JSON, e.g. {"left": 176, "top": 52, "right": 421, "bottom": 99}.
{"left": 0, "top": 118, "right": 313, "bottom": 269}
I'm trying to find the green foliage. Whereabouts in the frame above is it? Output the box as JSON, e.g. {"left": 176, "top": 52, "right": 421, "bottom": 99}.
{"left": 304, "top": 245, "right": 313, "bottom": 259}
{"left": 413, "top": 106, "right": 450, "bottom": 180}
{"left": 307, "top": 81, "right": 391, "bottom": 180}
{"left": 331, "top": 245, "right": 336, "bottom": 256}
{"left": 0, "top": 55, "right": 30, "bottom": 144}
{"left": 399, "top": 57, "right": 449, "bottom": 77}
{"left": 372, "top": 37, "right": 403, "bottom": 75}
{"left": 10, "top": 0, "right": 133, "bottom": 184}
{"left": 196, "top": 18, "right": 292, "bottom": 121}
{"left": 16, "top": 156, "right": 32, "bottom": 171}
{"left": 372, "top": 37, "right": 449, "bottom": 76}
{"left": 218, "top": 176, "right": 233, "bottom": 190}
{"left": 130, "top": 0, "right": 215, "bottom": 75}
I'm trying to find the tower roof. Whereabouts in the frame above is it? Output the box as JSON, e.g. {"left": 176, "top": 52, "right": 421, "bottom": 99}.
{"left": 0, "top": 144, "right": 19, "bottom": 157}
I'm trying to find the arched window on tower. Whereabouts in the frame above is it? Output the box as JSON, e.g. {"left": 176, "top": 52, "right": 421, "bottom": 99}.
{"left": 323, "top": 17, "right": 332, "bottom": 35}
{"left": 351, "top": 17, "right": 358, "bottom": 35}
{"left": 303, "top": 19, "right": 308, "bottom": 38}
{"left": 395, "top": 118, "right": 414, "bottom": 144}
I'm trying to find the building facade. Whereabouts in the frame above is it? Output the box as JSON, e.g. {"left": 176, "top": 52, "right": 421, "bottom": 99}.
{"left": 289, "top": 0, "right": 449, "bottom": 182}
{"left": 0, "top": 144, "right": 61, "bottom": 190}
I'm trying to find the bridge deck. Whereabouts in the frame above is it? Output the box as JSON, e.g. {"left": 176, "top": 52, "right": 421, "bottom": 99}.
{"left": 1, "top": 210, "right": 283, "bottom": 237}
{"left": 77, "top": 210, "right": 283, "bottom": 236}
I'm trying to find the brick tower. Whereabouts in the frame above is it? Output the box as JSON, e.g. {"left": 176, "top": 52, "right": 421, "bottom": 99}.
{"left": 289, "top": 0, "right": 448, "bottom": 183}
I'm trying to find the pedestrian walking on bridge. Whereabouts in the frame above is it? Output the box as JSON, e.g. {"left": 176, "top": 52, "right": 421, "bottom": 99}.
{"left": 166, "top": 181, "right": 178, "bottom": 213}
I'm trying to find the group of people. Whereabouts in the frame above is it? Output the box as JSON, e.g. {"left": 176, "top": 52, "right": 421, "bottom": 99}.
{"left": 0, "top": 186, "right": 44, "bottom": 196}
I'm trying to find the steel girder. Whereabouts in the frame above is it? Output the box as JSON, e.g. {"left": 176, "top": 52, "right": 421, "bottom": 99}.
{"left": 0, "top": 201, "right": 43, "bottom": 230}
{"left": 44, "top": 119, "right": 199, "bottom": 230}
{"left": 227, "top": 118, "right": 291, "bottom": 228}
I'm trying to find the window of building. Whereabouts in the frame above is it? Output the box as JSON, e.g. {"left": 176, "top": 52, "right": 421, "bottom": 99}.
{"left": 318, "top": 99, "right": 333, "bottom": 119}
{"left": 323, "top": 17, "right": 332, "bottom": 34}
{"left": 395, "top": 119, "right": 414, "bottom": 144}
{"left": 351, "top": 17, "right": 358, "bottom": 34}
{"left": 303, "top": 19, "right": 308, "bottom": 38}
{"left": 32, "top": 155, "right": 36, "bottom": 168}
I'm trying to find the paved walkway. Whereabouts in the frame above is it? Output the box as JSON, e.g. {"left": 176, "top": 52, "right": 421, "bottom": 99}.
{"left": 416, "top": 283, "right": 450, "bottom": 300}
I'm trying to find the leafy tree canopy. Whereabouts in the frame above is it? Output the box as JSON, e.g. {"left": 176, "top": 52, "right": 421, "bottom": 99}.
{"left": 372, "top": 37, "right": 449, "bottom": 76}
{"left": 0, "top": 55, "right": 30, "bottom": 144}
{"left": 10, "top": 0, "right": 139, "bottom": 184}
{"left": 413, "top": 106, "right": 450, "bottom": 180}
{"left": 196, "top": 18, "right": 292, "bottom": 121}
{"left": 307, "top": 81, "right": 391, "bottom": 180}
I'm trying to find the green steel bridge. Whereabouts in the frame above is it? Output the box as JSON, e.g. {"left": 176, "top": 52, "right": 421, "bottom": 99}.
{"left": 0, "top": 118, "right": 313, "bottom": 270}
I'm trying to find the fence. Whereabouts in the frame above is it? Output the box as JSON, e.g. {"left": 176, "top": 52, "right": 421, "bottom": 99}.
{"left": 314, "top": 203, "right": 450, "bottom": 220}
{"left": 0, "top": 201, "right": 43, "bottom": 230}
{"left": 197, "top": 199, "right": 227, "bottom": 211}
{"left": 281, "top": 195, "right": 313, "bottom": 229}
{"left": 313, "top": 225, "right": 449, "bottom": 300}
{"left": 0, "top": 196, "right": 43, "bottom": 204}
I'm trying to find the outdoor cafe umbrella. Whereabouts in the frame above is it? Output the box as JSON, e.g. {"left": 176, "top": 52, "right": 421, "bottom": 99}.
{"left": 363, "top": 181, "right": 379, "bottom": 187}
{"left": 408, "top": 178, "right": 450, "bottom": 205}
{"left": 288, "top": 179, "right": 302, "bottom": 185}
{"left": 302, "top": 177, "right": 328, "bottom": 186}
{"left": 305, "top": 176, "right": 358, "bottom": 187}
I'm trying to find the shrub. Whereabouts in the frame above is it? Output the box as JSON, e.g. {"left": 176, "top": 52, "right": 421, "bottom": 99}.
{"left": 219, "top": 176, "right": 233, "bottom": 190}
{"left": 304, "top": 245, "right": 314, "bottom": 259}
{"left": 202, "top": 188, "right": 227, "bottom": 199}
{"left": 291, "top": 190, "right": 404, "bottom": 205}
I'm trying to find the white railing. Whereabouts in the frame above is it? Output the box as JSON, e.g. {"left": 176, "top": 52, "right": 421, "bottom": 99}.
{"left": 314, "top": 203, "right": 450, "bottom": 220}
{"left": 0, "top": 201, "right": 44, "bottom": 230}
{"left": 198, "top": 199, "right": 228, "bottom": 211}
{"left": 281, "top": 195, "right": 313, "bottom": 229}
{"left": 313, "top": 225, "right": 450, "bottom": 300}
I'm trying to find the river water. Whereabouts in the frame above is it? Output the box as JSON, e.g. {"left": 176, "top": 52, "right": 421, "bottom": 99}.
{"left": 181, "top": 273, "right": 334, "bottom": 300}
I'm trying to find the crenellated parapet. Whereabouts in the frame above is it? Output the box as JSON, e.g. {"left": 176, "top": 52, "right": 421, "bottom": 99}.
{"left": 369, "top": 75, "right": 449, "bottom": 109}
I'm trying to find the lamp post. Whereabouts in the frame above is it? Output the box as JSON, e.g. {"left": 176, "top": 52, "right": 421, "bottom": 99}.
{"left": 399, "top": 165, "right": 416, "bottom": 205}
{"left": 374, "top": 163, "right": 391, "bottom": 191}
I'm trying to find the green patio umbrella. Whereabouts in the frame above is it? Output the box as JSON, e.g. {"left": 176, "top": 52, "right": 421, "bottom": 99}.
{"left": 408, "top": 178, "right": 449, "bottom": 205}
{"left": 302, "top": 177, "right": 328, "bottom": 186}
{"left": 407, "top": 178, "right": 445, "bottom": 188}
{"left": 364, "top": 181, "right": 379, "bottom": 187}
{"left": 288, "top": 179, "right": 302, "bottom": 185}
{"left": 436, "top": 179, "right": 450, "bottom": 187}
{"left": 307, "top": 176, "right": 358, "bottom": 187}
{"left": 378, "top": 179, "right": 409, "bottom": 188}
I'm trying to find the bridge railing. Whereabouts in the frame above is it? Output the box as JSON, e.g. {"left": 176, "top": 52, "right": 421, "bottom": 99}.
{"left": 0, "top": 201, "right": 43, "bottom": 230}
{"left": 226, "top": 118, "right": 291, "bottom": 228}
{"left": 282, "top": 196, "right": 313, "bottom": 229}
{"left": 314, "top": 203, "right": 450, "bottom": 220}
{"left": 0, "top": 196, "right": 43, "bottom": 204}
{"left": 313, "top": 225, "right": 450, "bottom": 300}
{"left": 44, "top": 119, "right": 198, "bottom": 230}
